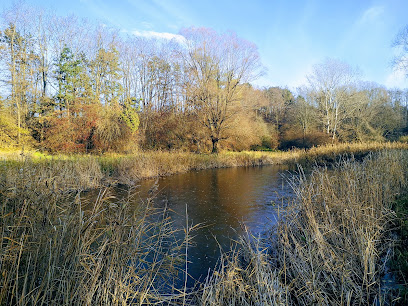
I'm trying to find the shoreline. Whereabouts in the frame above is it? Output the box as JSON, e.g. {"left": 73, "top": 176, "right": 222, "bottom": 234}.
{"left": 1, "top": 142, "right": 408, "bottom": 192}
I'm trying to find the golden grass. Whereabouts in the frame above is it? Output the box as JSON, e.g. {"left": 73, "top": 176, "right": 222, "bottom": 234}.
{"left": 0, "top": 157, "right": 103, "bottom": 192}
{"left": 2, "top": 141, "right": 408, "bottom": 188}
{"left": 294, "top": 141, "right": 408, "bottom": 166}
{"left": 0, "top": 181, "right": 196, "bottom": 305}
{"left": 278, "top": 150, "right": 408, "bottom": 304}
{"left": 109, "top": 151, "right": 282, "bottom": 185}
{"left": 197, "top": 230, "right": 287, "bottom": 305}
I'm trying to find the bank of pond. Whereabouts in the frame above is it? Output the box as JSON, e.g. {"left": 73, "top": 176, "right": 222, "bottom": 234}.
{"left": 1, "top": 144, "right": 408, "bottom": 304}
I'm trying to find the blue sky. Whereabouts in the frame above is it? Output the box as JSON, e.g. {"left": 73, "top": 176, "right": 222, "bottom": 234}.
{"left": 2, "top": 0, "right": 408, "bottom": 89}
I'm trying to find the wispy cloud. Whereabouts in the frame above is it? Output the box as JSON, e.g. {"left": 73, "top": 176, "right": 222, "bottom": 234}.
{"left": 358, "top": 6, "right": 384, "bottom": 24}
{"left": 140, "top": 21, "right": 154, "bottom": 30}
{"left": 151, "top": 0, "right": 195, "bottom": 28}
{"left": 385, "top": 68, "right": 408, "bottom": 88}
{"left": 132, "top": 30, "right": 186, "bottom": 44}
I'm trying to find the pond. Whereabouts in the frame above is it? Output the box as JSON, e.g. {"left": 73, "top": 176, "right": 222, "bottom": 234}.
{"left": 114, "top": 164, "right": 296, "bottom": 288}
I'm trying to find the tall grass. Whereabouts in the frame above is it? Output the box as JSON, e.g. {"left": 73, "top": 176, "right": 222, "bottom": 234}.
{"left": 0, "top": 157, "right": 103, "bottom": 192}
{"left": 108, "top": 151, "right": 281, "bottom": 185}
{"left": 99, "top": 142, "right": 408, "bottom": 184}
{"left": 278, "top": 150, "right": 408, "bottom": 304}
{"left": 2, "top": 142, "right": 408, "bottom": 188}
{"left": 391, "top": 194, "right": 408, "bottom": 304}
{"left": 198, "top": 149, "right": 408, "bottom": 305}
{"left": 294, "top": 141, "right": 408, "bottom": 166}
{"left": 0, "top": 178, "right": 194, "bottom": 304}
{"left": 197, "top": 230, "right": 287, "bottom": 305}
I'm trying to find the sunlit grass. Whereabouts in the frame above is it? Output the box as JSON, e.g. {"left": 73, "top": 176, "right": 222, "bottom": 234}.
{"left": 0, "top": 184, "right": 195, "bottom": 305}
{"left": 2, "top": 142, "right": 408, "bottom": 189}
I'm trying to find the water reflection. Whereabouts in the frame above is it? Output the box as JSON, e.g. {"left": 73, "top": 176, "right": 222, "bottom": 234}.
{"left": 126, "top": 164, "right": 295, "bottom": 286}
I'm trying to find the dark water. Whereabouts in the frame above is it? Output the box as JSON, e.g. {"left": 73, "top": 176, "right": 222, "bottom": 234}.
{"left": 118, "top": 164, "right": 295, "bottom": 287}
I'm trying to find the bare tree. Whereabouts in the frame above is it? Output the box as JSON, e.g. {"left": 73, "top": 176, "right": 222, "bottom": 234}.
{"left": 393, "top": 25, "right": 408, "bottom": 75}
{"left": 294, "top": 87, "right": 319, "bottom": 139}
{"left": 307, "top": 58, "right": 359, "bottom": 139}
{"left": 180, "top": 27, "right": 262, "bottom": 153}
{"left": 263, "top": 87, "right": 294, "bottom": 134}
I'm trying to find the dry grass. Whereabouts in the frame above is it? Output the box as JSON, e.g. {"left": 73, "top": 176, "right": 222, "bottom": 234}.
{"left": 0, "top": 177, "right": 194, "bottom": 304}
{"left": 0, "top": 157, "right": 103, "bottom": 192}
{"left": 99, "top": 141, "right": 408, "bottom": 185}
{"left": 109, "top": 151, "right": 281, "bottom": 184}
{"left": 276, "top": 150, "right": 408, "bottom": 304}
{"left": 196, "top": 230, "right": 287, "bottom": 305}
{"left": 294, "top": 141, "right": 408, "bottom": 166}
{"left": 2, "top": 142, "right": 408, "bottom": 188}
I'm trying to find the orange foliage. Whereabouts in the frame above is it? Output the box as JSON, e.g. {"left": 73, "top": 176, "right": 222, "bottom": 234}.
{"left": 44, "top": 104, "right": 100, "bottom": 153}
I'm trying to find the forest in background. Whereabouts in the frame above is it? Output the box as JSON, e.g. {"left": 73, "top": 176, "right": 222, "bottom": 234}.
{"left": 1, "top": 3, "right": 408, "bottom": 154}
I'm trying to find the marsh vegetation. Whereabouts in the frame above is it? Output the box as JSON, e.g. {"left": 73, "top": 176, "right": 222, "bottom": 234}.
{"left": 1, "top": 147, "right": 408, "bottom": 305}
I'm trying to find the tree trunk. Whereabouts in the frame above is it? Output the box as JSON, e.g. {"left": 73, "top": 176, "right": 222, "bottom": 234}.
{"left": 211, "top": 137, "right": 219, "bottom": 153}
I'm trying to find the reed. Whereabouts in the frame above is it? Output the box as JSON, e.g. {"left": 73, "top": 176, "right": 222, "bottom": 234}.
{"left": 100, "top": 142, "right": 408, "bottom": 184}
{"left": 109, "top": 151, "right": 281, "bottom": 184}
{"left": 294, "top": 141, "right": 408, "bottom": 166}
{"left": 2, "top": 142, "right": 408, "bottom": 188}
{"left": 196, "top": 230, "right": 287, "bottom": 305}
{"left": 0, "top": 156, "right": 103, "bottom": 192}
{"left": 0, "top": 179, "right": 193, "bottom": 305}
{"left": 276, "top": 150, "right": 408, "bottom": 304}
{"left": 391, "top": 194, "right": 408, "bottom": 304}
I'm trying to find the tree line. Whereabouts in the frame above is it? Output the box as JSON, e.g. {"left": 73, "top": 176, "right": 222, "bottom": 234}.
{"left": 0, "top": 3, "right": 407, "bottom": 153}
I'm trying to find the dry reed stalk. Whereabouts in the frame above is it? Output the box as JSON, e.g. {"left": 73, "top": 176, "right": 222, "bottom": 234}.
{"left": 196, "top": 229, "right": 287, "bottom": 305}
{"left": 275, "top": 150, "right": 408, "bottom": 305}
{"left": 0, "top": 176, "right": 193, "bottom": 305}
{"left": 2, "top": 146, "right": 408, "bottom": 305}
{"left": 2, "top": 142, "right": 408, "bottom": 188}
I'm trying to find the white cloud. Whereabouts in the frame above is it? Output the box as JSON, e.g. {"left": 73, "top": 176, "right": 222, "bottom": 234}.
{"left": 385, "top": 68, "right": 408, "bottom": 89}
{"left": 140, "top": 21, "right": 154, "bottom": 30}
{"left": 359, "top": 6, "right": 384, "bottom": 24}
{"left": 132, "top": 30, "right": 186, "bottom": 44}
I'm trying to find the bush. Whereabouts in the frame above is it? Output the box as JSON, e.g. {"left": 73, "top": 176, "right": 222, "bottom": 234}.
{"left": 279, "top": 130, "right": 332, "bottom": 150}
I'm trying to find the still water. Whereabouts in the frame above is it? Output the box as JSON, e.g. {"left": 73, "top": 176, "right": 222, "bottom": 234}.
{"left": 117, "top": 164, "right": 295, "bottom": 286}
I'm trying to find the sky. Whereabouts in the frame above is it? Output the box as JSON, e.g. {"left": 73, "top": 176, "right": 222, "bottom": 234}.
{"left": 2, "top": 0, "right": 408, "bottom": 90}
